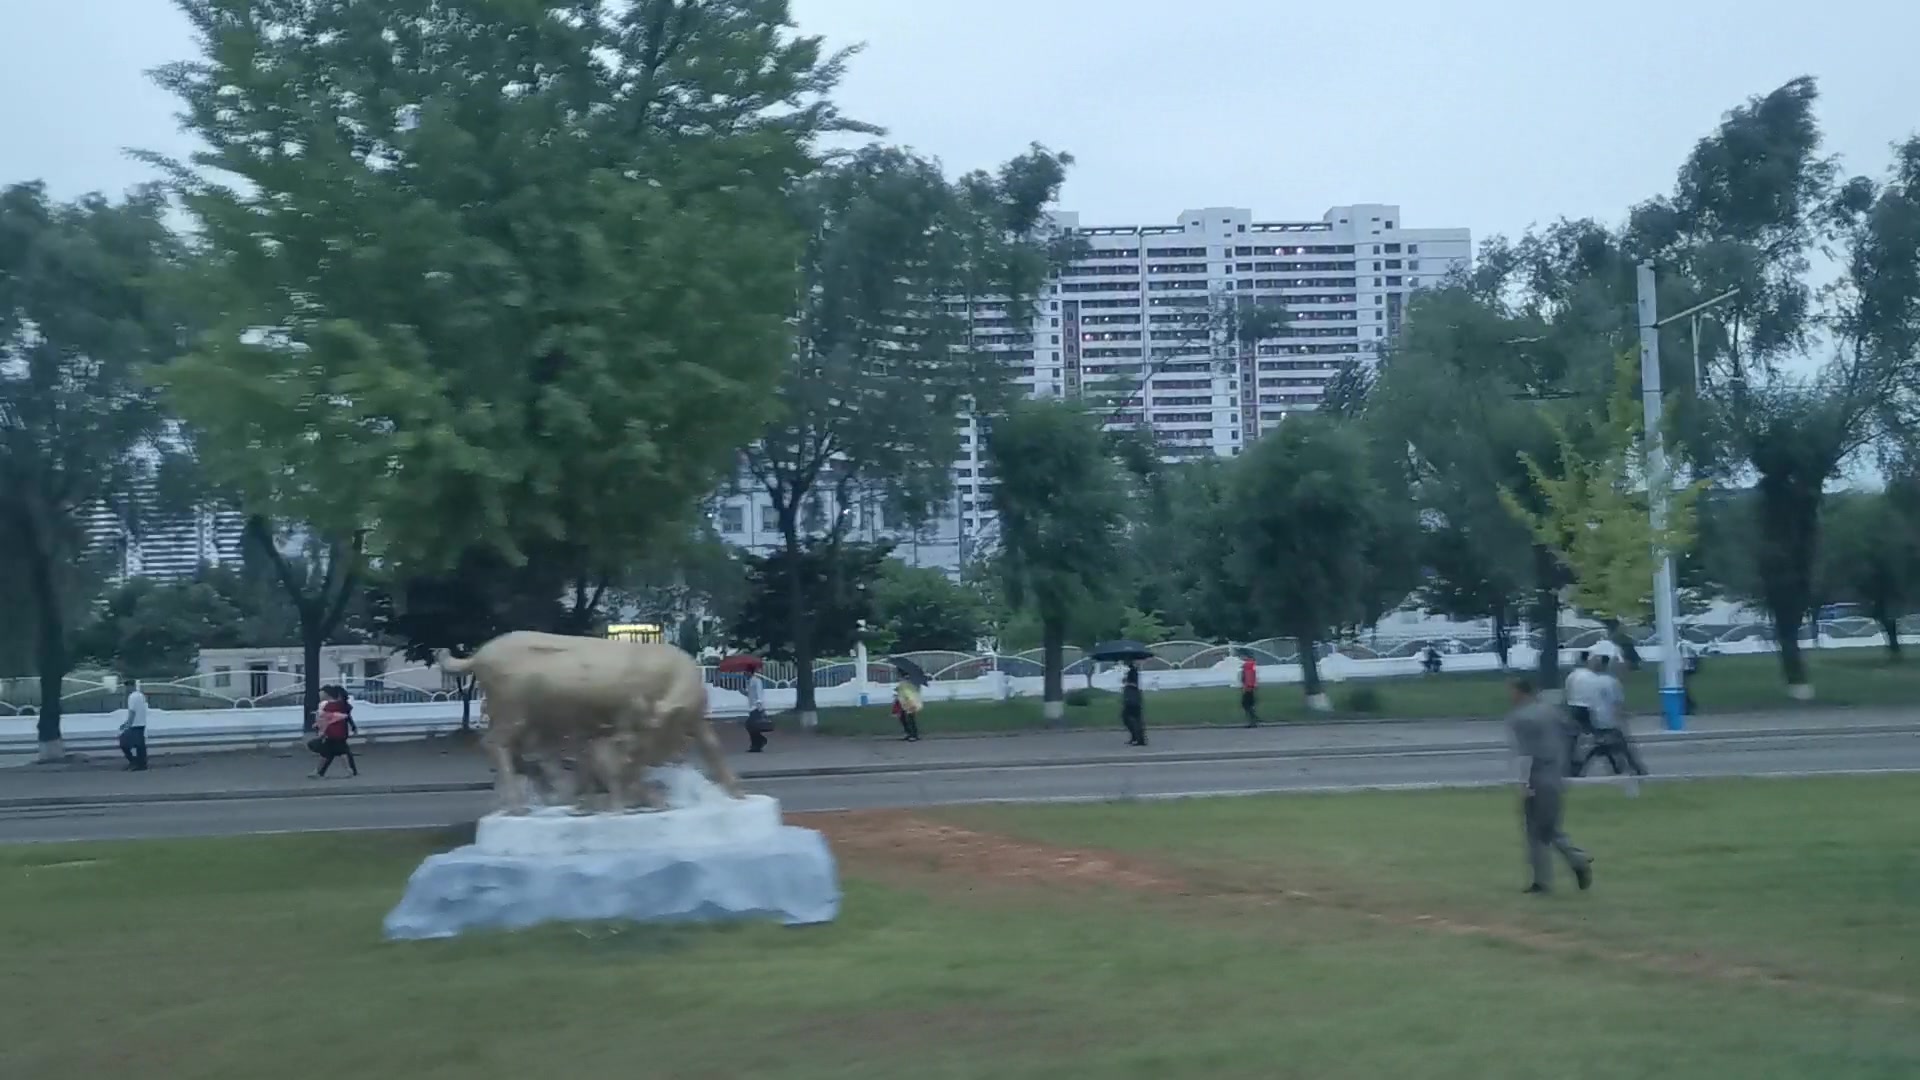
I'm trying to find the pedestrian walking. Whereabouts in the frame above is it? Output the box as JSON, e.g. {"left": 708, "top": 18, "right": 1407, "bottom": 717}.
{"left": 118, "top": 680, "right": 149, "bottom": 771}
{"left": 1121, "top": 661, "right": 1147, "bottom": 746}
{"left": 743, "top": 672, "right": 771, "bottom": 753}
{"left": 309, "top": 684, "right": 359, "bottom": 778}
{"left": 893, "top": 679, "right": 923, "bottom": 742}
{"left": 1239, "top": 654, "right": 1260, "bottom": 727}
{"left": 1576, "top": 655, "right": 1648, "bottom": 782}
{"left": 1562, "top": 650, "right": 1602, "bottom": 776}
{"left": 1680, "top": 639, "right": 1701, "bottom": 715}
{"left": 1506, "top": 677, "right": 1594, "bottom": 895}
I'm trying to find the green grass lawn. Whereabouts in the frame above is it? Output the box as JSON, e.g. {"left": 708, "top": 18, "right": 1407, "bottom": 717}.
{"left": 813, "top": 649, "right": 1920, "bottom": 736}
{"left": 2, "top": 777, "right": 1916, "bottom": 1079}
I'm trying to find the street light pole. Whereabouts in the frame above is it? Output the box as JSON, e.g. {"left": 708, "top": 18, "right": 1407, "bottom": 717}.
{"left": 1636, "top": 262, "right": 1686, "bottom": 731}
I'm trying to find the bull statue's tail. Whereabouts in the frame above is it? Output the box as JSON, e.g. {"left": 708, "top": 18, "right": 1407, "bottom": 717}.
{"left": 436, "top": 650, "right": 475, "bottom": 675}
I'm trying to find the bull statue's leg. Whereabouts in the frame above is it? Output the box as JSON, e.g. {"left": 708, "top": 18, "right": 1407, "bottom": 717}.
{"left": 586, "top": 735, "right": 635, "bottom": 813}
{"left": 689, "top": 711, "right": 745, "bottom": 798}
{"left": 483, "top": 722, "right": 530, "bottom": 815}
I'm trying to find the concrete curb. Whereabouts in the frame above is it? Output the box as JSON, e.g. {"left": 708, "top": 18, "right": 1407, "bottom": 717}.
{"left": 3, "top": 722, "right": 1913, "bottom": 810}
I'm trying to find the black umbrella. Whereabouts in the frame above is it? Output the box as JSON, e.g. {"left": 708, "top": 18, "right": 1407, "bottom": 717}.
{"left": 888, "top": 655, "right": 931, "bottom": 686}
{"left": 1089, "top": 640, "right": 1154, "bottom": 663}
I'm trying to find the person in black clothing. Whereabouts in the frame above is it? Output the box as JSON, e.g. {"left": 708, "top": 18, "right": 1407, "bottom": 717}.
{"left": 1121, "top": 661, "right": 1147, "bottom": 746}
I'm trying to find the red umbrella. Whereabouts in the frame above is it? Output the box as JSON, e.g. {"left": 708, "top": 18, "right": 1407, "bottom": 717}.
{"left": 716, "top": 655, "right": 764, "bottom": 674}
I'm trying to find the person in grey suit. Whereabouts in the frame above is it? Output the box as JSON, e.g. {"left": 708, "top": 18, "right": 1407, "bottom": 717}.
{"left": 1506, "top": 677, "right": 1594, "bottom": 894}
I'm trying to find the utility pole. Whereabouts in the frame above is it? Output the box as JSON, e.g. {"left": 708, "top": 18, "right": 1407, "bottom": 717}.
{"left": 1636, "top": 262, "right": 1686, "bottom": 731}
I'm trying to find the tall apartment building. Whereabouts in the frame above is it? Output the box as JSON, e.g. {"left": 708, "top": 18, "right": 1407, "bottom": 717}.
{"left": 77, "top": 477, "right": 247, "bottom": 584}
{"left": 713, "top": 203, "right": 1470, "bottom": 573}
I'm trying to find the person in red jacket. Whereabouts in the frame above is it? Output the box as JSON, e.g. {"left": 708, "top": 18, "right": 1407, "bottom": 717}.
{"left": 1240, "top": 655, "right": 1260, "bottom": 727}
{"left": 310, "top": 684, "right": 359, "bottom": 778}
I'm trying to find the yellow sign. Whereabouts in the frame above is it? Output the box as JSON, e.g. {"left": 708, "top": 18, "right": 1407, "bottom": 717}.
{"left": 606, "top": 623, "right": 664, "bottom": 643}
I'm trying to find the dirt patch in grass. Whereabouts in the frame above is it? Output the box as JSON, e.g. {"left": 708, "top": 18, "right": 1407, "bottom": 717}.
{"left": 803, "top": 809, "right": 1910, "bottom": 1010}
{"left": 806, "top": 810, "right": 1183, "bottom": 893}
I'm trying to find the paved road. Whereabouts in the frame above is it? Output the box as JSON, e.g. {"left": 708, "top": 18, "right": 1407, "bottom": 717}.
{"left": 4, "top": 730, "right": 1915, "bottom": 843}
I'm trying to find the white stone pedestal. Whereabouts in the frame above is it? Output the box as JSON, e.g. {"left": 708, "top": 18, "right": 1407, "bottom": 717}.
{"left": 383, "top": 767, "right": 840, "bottom": 940}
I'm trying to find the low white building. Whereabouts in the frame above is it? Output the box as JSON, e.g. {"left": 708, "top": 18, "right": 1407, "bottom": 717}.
{"left": 193, "top": 645, "right": 448, "bottom": 700}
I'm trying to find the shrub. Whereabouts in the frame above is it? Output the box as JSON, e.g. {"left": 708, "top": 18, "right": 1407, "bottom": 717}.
{"left": 1340, "top": 685, "right": 1385, "bottom": 714}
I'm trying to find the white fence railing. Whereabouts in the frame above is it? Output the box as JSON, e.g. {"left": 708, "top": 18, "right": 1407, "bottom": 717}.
{"left": 4, "top": 623, "right": 1916, "bottom": 759}
{"left": 4, "top": 617, "right": 1915, "bottom": 718}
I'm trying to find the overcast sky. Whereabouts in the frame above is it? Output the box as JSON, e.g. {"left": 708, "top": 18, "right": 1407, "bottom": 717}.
{"left": 4, "top": 0, "right": 1917, "bottom": 243}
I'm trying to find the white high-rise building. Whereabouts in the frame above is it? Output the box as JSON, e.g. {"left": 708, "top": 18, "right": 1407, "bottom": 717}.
{"left": 78, "top": 488, "right": 246, "bottom": 583}
{"left": 712, "top": 203, "right": 1470, "bottom": 574}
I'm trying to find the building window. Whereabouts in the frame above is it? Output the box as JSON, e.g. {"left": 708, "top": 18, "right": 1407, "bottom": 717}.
{"left": 1408, "top": 244, "right": 1419, "bottom": 254}
{"left": 212, "top": 667, "right": 231, "bottom": 689}
{"left": 718, "top": 505, "right": 745, "bottom": 534}
{"left": 1408, "top": 260, "right": 1420, "bottom": 271}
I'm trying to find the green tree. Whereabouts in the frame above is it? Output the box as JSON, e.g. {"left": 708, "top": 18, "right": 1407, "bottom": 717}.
{"left": 0, "top": 182, "right": 185, "bottom": 758}
{"left": 1222, "top": 417, "right": 1416, "bottom": 709}
{"left": 151, "top": 0, "right": 854, "bottom": 725}
{"left": 873, "top": 560, "right": 986, "bottom": 653}
{"left": 1503, "top": 353, "right": 1706, "bottom": 629}
{"left": 1818, "top": 486, "right": 1920, "bottom": 659}
{"left": 744, "top": 143, "right": 1072, "bottom": 725}
{"left": 1414, "top": 510, "right": 1530, "bottom": 668}
{"left": 72, "top": 576, "right": 248, "bottom": 679}
{"left": 986, "top": 400, "right": 1128, "bottom": 722}
{"left": 1370, "top": 279, "right": 1597, "bottom": 689}
{"left": 1638, "top": 83, "right": 1920, "bottom": 695}
{"left": 729, "top": 539, "right": 892, "bottom": 664}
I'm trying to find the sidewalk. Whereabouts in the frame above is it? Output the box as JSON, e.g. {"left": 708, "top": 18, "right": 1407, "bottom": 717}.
{"left": 4, "top": 707, "right": 1916, "bottom": 807}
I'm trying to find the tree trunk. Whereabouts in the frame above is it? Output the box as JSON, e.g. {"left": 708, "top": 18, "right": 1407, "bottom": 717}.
{"left": 459, "top": 675, "right": 476, "bottom": 731}
{"left": 1874, "top": 604, "right": 1902, "bottom": 661}
{"left": 1754, "top": 474, "right": 1822, "bottom": 698}
{"left": 301, "top": 628, "right": 324, "bottom": 733}
{"left": 1492, "top": 606, "right": 1512, "bottom": 669}
{"left": 1298, "top": 633, "right": 1330, "bottom": 711}
{"left": 26, "top": 553, "right": 68, "bottom": 760}
{"left": 780, "top": 514, "right": 817, "bottom": 729}
{"left": 1040, "top": 615, "right": 1065, "bottom": 725}
{"left": 1601, "top": 617, "right": 1642, "bottom": 670}
{"left": 1531, "top": 545, "right": 1561, "bottom": 694}
{"left": 1775, "top": 610, "right": 1812, "bottom": 696}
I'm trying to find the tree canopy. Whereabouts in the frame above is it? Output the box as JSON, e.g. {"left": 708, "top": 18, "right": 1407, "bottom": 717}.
{"left": 986, "top": 399, "right": 1128, "bottom": 719}
{"left": 1, "top": 182, "right": 186, "bottom": 755}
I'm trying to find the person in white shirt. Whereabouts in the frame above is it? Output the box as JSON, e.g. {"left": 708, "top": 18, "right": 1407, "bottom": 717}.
{"left": 1577, "top": 655, "right": 1648, "bottom": 781}
{"left": 1561, "top": 651, "right": 1600, "bottom": 777}
{"left": 743, "top": 673, "right": 770, "bottom": 753}
{"left": 119, "top": 682, "right": 150, "bottom": 772}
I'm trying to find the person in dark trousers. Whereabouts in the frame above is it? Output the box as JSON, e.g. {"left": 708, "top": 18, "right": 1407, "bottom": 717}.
{"left": 1239, "top": 655, "right": 1259, "bottom": 727}
{"left": 1680, "top": 639, "right": 1701, "bottom": 715}
{"left": 893, "top": 679, "right": 923, "bottom": 742}
{"left": 1575, "top": 655, "right": 1648, "bottom": 781}
{"left": 310, "top": 684, "right": 359, "bottom": 778}
{"left": 1561, "top": 650, "right": 1601, "bottom": 776}
{"left": 1506, "top": 677, "right": 1594, "bottom": 894}
{"left": 1121, "top": 661, "right": 1147, "bottom": 746}
{"left": 743, "top": 673, "right": 770, "bottom": 752}
{"left": 118, "top": 680, "right": 149, "bottom": 771}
